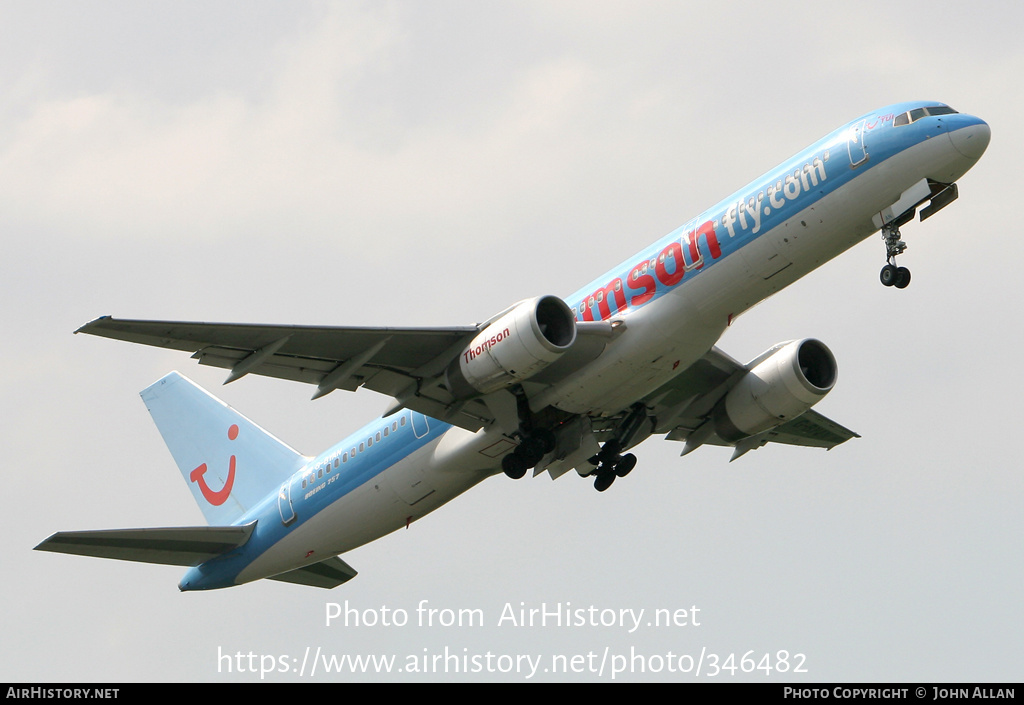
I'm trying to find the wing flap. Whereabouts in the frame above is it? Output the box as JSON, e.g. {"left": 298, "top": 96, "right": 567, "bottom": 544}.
{"left": 34, "top": 523, "right": 256, "bottom": 567}
{"left": 760, "top": 409, "right": 860, "bottom": 449}
{"left": 192, "top": 348, "right": 339, "bottom": 387}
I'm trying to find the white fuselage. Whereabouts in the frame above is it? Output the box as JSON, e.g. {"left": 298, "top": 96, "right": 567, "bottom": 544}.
{"left": 232, "top": 103, "right": 988, "bottom": 587}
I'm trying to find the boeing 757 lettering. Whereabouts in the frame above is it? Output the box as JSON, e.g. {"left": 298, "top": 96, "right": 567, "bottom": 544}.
{"left": 36, "top": 101, "right": 990, "bottom": 590}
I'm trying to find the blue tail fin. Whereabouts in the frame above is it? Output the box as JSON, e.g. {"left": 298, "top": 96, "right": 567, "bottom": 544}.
{"left": 141, "top": 372, "right": 307, "bottom": 525}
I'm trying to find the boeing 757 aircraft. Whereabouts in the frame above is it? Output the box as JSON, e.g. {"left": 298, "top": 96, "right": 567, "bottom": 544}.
{"left": 36, "top": 101, "right": 990, "bottom": 590}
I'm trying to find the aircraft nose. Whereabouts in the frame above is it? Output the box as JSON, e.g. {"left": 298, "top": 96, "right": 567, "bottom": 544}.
{"left": 948, "top": 119, "right": 991, "bottom": 161}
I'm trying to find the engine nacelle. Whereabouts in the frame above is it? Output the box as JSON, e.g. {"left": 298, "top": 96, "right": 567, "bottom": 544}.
{"left": 446, "top": 296, "right": 577, "bottom": 398}
{"left": 713, "top": 339, "right": 837, "bottom": 441}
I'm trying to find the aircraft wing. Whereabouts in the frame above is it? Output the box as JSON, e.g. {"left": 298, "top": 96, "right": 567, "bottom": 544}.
{"left": 643, "top": 346, "right": 859, "bottom": 459}
{"left": 77, "top": 316, "right": 491, "bottom": 430}
{"left": 77, "top": 315, "right": 616, "bottom": 432}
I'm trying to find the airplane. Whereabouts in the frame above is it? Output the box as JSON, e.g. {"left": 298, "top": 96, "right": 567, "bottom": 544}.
{"left": 36, "top": 101, "right": 990, "bottom": 590}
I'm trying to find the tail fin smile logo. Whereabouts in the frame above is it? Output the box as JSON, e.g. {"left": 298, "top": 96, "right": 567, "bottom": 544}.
{"left": 143, "top": 372, "right": 306, "bottom": 524}
{"left": 189, "top": 425, "right": 239, "bottom": 506}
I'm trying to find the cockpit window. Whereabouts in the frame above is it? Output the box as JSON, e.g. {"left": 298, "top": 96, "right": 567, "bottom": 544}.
{"left": 894, "top": 105, "right": 959, "bottom": 126}
{"left": 910, "top": 108, "right": 929, "bottom": 122}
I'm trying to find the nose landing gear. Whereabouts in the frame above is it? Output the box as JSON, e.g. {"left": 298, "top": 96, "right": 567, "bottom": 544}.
{"left": 879, "top": 222, "right": 912, "bottom": 289}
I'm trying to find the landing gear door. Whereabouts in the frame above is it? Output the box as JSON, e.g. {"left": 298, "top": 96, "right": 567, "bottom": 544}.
{"left": 848, "top": 119, "right": 869, "bottom": 168}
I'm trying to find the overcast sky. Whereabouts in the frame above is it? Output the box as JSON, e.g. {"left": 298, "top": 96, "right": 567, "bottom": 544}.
{"left": 3, "top": 0, "right": 1021, "bottom": 682}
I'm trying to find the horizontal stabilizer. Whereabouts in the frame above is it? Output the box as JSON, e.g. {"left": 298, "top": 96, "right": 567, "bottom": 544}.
{"left": 268, "top": 556, "right": 358, "bottom": 589}
{"left": 34, "top": 523, "right": 256, "bottom": 567}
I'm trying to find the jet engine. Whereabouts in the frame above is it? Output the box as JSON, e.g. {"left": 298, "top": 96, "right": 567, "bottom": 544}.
{"left": 713, "top": 339, "right": 837, "bottom": 441}
{"left": 446, "top": 296, "right": 577, "bottom": 398}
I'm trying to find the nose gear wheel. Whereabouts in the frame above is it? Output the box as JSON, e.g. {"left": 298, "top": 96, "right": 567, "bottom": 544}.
{"left": 879, "top": 223, "right": 912, "bottom": 289}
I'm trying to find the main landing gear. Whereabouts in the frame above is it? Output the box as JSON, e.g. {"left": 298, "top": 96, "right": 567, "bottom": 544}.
{"left": 501, "top": 429, "right": 637, "bottom": 492}
{"left": 500, "top": 401, "right": 646, "bottom": 492}
{"left": 585, "top": 403, "right": 647, "bottom": 491}
{"left": 586, "top": 440, "right": 637, "bottom": 492}
{"left": 879, "top": 222, "right": 911, "bottom": 289}
{"left": 501, "top": 428, "right": 556, "bottom": 480}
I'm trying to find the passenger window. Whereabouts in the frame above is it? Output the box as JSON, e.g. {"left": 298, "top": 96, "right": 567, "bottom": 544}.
{"left": 376, "top": 432, "right": 381, "bottom": 442}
